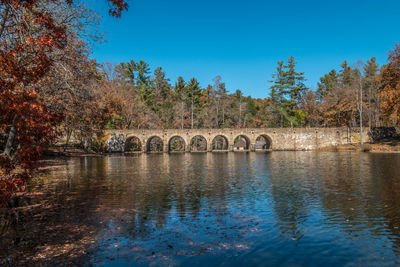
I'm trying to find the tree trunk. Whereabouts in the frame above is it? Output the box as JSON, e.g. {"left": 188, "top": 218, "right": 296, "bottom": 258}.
{"left": 63, "top": 129, "right": 73, "bottom": 152}
{"left": 359, "top": 79, "right": 363, "bottom": 145}
{"left": 216, "top": 102, "right": 219, "bottom": 128}
{"left": 191, "top": 99, "right": 194, "bottom": 129}
{"left": 368, "top": 86, "right": 372, "bottom": 127}
{"left": 222, "top": 106, "right": 225, "bottom": 125}
{"left": 347, "top": 127, "right": 351, "bottom": 144}
{"left": 239, "top": 102, "right": 242, "bottom": 128}
{"left": 181, "top": 101, "right": 184, "bottom": 129}
{"left": 4, "top": 116, "right": 17, "bottom": 158}
{"left": 375, "top": 95, "right": 380, "bottom": 127}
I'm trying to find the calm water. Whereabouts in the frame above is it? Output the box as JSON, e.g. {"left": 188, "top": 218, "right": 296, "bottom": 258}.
{"left": 5, "top": 152, "right": 400, "bottom": 266}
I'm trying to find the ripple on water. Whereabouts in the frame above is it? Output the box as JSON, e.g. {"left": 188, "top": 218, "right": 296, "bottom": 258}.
{"left": 2, "top": 152, "right": 400, "bottom": 266}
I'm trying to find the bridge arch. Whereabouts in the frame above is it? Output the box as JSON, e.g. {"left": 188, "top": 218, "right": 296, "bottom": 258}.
{"left": 168, "top": 136, "right": 186, "bottom": 152}
{"left": 211, "top": 135, "right": 229, "bottom": 151}
{"left": 125, "top": 136, "right": 142, "bottom": 152}
{"left": 190, "top": 135, "right": 207, "bottom": 152}
{"left": 233, "top": 135, "right": 250, "bottom": 151}
{"left": 255, "top": 134, "right": 272, "bottom": 150}
{"left": 146, "top": 136, "right": 163, "bottom": 152}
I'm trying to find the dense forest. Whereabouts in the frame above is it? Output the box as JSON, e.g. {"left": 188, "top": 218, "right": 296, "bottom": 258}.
{"left": 1, "top": 0, "right": 400, "bottom": 206}
{"left": 94, "top": 55, "right": 387, "bottom": 131}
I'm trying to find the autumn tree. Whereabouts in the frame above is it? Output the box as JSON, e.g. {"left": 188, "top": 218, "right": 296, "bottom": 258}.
{"left": 378, "top": 43, "right": 400, "bottom": 126}
{"left": 317, "top": 62, "right": 358, "bottom": 127}
{"left": 301, "top": 91, "right": 321, "bottom": 127}
{"left": 0, "top": 0, "right": 128, "bottom": 207}
{"left": 211, "top": 76, "right": 229, "bottom": 128}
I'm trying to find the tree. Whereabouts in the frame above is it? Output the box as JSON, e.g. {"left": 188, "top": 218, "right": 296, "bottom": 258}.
{"left": 197, "top": 84, "right": 214, "bottom": 128}
{"left": 354, "top": 60, "right": 364, "bottom": 144}
{"left": 210, "top": 76, "right": 229, "bottom": 128}
{"left": 317, "top": 70, "right": 339, "bottom": 100}
{"left": 286, "top": 56, "right": 308, "bottom": 105}
{"left": 174, "top": 76, "right": 188, "bottom": 129}
{"left": 319, "top": 85, "right": 356, "bottom": 127}
{"left": 186, "top": 78, "right": 202, "bottom": 129}
{"left": 153, "top": 67, "right": 174, "bottom": 128}
{"left": 116, "top": 60, "right": 136, "bottom": 84}
{"left": 134, "top": 60, "right": 153, "bottom": 106}
{"left": 378, "top": 43, "right": 400, "bottom": 126}
{"left": 315, "top": 62, "right": 359, "bottom": 128}
{"left": 40, "top": 40, "right": 105, "bottom": 150}
{"left": 215, "top": 77, "right": 229, "bottom": 127}
{"left": 234, "top": 90, "right": 244, "bottom": 127}
{"left": 269, "top": 57, "right": 308, "bottom": 128}
{"left": 244, "top": 97, "right": 258, "bottom": 127}
{"left": 363, "top": 57, "right": 380, "bottom": 126}
{"left": 153, "top": 67, "right": 171, "bottom": 101}
{"left": 301, "top": 91, "right": 321, "bottom": 127}
{"left": 0, "top": 0, "right": 128, "bottom": 207}
{"left": 339, "top": 61, "right": 353, "bottom": 86}
{"left": 270, "top": 61, "right": 286, "bottom": 127}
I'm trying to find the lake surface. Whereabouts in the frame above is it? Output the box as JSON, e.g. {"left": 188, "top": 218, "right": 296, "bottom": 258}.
{"left": 3, "top": 152, "right": 400, "bottom": 266}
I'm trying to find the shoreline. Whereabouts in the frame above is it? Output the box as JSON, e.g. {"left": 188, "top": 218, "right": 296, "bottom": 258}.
{"left": 43, "top": 139, "right": 400, "bottom": 159}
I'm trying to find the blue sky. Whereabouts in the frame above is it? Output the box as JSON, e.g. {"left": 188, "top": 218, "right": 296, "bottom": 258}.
{"left": 89, "top": 0, "right": 400, "bottom": 98}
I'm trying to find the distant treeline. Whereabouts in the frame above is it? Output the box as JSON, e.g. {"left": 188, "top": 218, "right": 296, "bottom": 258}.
{"left": 88, "top": 47, "right": 399, "bottom": 135}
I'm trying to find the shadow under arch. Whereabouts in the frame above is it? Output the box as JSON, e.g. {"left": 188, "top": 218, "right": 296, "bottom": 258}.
{"left": 255, "top": 134, "right": 272, "bottom": 150}
{"left": 146, "top": 136, "right": 163, "bottom": 152}
{"left": 233, "top": 135, "right": 250, "bottom": 151}
{"left": 125, "top": 136, "right": 142, "bottom": 152}
{"left": 212, "top": 135, "right": 229, "bottom": 151}
{"left": 168, "top": 136, "right": 186, "bottom": 152}
{"left": 190, "top": 135, "right": 207, "bottom": 152}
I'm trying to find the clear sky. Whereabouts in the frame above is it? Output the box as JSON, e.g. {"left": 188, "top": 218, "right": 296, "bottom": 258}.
{"left": 89, "top": 0, "right": 400, "bottom": 98}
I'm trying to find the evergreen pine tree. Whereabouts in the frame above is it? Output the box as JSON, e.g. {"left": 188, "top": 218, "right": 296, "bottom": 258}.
{"left": 269, "top": 57, "right": 308, "bottom": 127}
{"left": 317, "top": 69, "right": 339, "bottom": 100}
{"left": 174, "top": 76, "right": 187, "bottom": 129}
{"left": 153, "top": 67, "right": 173, "bottom": 128}
{"left": 187, "top": 78, "right": 202, "bottom": 129}
{"left": 134, "top": 60, "right": 153, "bottom": 105}
{"left": 285, "top": 56, "right": 307, "bottom": 106}
{"left": 270, "top": 61, "right": 286, "bottom": 103}
{"left": 363, "top": 57, "right": 380, "bottom": 126}
{"left": 339, "top": 61, "right": 353, "bottom": 86}
{"left": 116, "top": 60, "right": 136, "bottom": 84}
{"left": 153, "top": 67, "right": 171, "bottom": 100}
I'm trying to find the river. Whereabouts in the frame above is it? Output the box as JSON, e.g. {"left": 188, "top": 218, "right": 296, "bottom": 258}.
{"left": 2, "top": 152, "right": 400, "bottom": 266}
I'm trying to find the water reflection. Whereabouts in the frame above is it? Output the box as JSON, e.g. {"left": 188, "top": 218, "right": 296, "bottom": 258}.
{"left": 2, "top": 152, "right": 400, "bottom": 266}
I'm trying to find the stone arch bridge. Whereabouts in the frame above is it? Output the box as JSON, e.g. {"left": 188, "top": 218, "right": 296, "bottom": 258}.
{"left": 105, "top": 128, "right": 369, "bottom": 153}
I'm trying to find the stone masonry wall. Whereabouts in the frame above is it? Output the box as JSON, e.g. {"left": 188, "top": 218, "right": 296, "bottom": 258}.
{"left": 105, "top": 127, "right": 371, "bottom": 153}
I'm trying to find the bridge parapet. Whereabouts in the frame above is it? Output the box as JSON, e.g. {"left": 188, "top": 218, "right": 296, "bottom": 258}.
{"left": 104, "top": 128, "right": 370, "bottom": 153}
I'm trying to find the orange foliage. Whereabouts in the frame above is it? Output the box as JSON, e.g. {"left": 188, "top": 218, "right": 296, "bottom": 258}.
{"left": 378, "top": 43, "right": 400, "bottom": 125}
